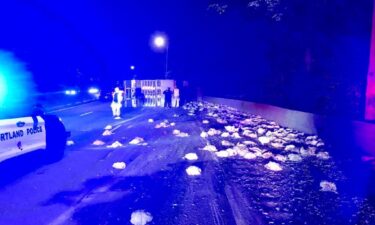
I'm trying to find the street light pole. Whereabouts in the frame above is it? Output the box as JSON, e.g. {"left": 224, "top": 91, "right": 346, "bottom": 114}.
{"left": 165, "top": 45, "right": 169, "bottom": 79}
{"left": 152, "top": 34, "right": 169, "bottom": 79}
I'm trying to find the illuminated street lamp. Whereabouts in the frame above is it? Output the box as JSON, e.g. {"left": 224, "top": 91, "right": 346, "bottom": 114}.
{"left": 154, "top": 36, "right": 166, "bottom": 48}
{"left": 152, "top": 34, "right": 169, "bottom": 79}
{"left": 130, "top": 65, "right": 135, "bottom": 70}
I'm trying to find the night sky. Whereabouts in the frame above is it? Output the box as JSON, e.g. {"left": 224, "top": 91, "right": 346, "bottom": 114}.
{"left": 1, "top": 0, "right": 216, "bottom": 89}
{"left": 0, "top": 0, "right": 373, "bottom": 117}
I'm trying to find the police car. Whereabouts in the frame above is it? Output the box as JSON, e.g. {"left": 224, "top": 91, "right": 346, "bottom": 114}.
{"left": 0, "top": 114, "right": 68, "bottom": 163}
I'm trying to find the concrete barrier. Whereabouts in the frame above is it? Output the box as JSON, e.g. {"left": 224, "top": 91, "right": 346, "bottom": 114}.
{"left": 203, "top": 96, "right": 375, "bottom": 157}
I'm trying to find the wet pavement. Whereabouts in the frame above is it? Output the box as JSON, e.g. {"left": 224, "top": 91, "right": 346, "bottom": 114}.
{"left": 0, "top": 101, "right": 374, "bottom": 225}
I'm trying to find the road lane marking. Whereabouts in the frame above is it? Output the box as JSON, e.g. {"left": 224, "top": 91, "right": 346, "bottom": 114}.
{"left": 48, "top": 105, "right": 82, "bottom": 113}
{"left": 111, "top": 124, "right": 122, "bottom": 132}
{"left": 80, "top": 111, "right": 93, "bottom": 117}
{"left": 48, "top": 101, "right": 96, "bottom": 113}
{"left": 111, "top": 114, "right": 144, "bottom": 127}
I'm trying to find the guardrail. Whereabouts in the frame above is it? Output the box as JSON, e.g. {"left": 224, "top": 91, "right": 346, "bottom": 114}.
{"left": 203, "top": 96, "right": 375, "bottom": 158}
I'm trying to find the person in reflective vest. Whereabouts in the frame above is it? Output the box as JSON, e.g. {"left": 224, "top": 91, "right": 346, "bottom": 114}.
{"left": 111, "top": 87, "right": 123, "bottom": 119}
{"left": 173, "top": 87, "right": 180, "bottom": 107}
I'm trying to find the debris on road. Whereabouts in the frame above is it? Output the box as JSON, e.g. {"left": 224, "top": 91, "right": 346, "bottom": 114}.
{"left": 92, "top": 140, "right": 105, "bottom": 146}
{"left": 320, "top": 181, "right": 338, "bottom": 193}
{"left": 257, "top": 128, "right": 266, "bottom": 135}
{"left": 184, "top": 153, "right": 198, "bottom": 161}
{"left": 112, "top": 162, "right": 126, "bottom": 170}
{"left": 258, "top": 136, "right": 270, "bottom": 145}
{"left": 202, "top": 144, "right": 217, "bottom": 152}
{"left": 202, "top": 120, "right": 209, "bottom": 124}
{"left": 130, "top": 210, "right": 153, "bottom": 225}
{"left": 221, "top": 132, "right": 230, "bottom": 138}
{"left": 102, "top": 130, "right": 112, "bottom": 136}
{"left": 129, "top": 137, "right": 145, "bottom": 145}
{"left": 155, "top": 123, "right": 166, "bottom": 129}
{"left": 186, "top": 166, "right": 202, "bottom": 176}
{"left": 285, "top": 144, "right": 297, "bottom": 151}
{"left": 243, "top": 140, "right": 256, "bottom": 146}
{"left": 176, "top": 132, "right": 189, "bottom": 137}
{"left": 317, "top": 151, "right": 330, "bottom": 160}
{"left": 262, "top": 152, "right": 274, "bottom": 159}
{"left": 216, "top": 150, "right": 229, "bottom": 158}
{"left": 288, "top": 154, "right": 303, "bottom": 162}
{"left": 207, "top": 128, "right": 221, "bottom": 136}
{"left": 221, "top": 140, "right": 234, "bottom": 147}
{"left": 243, "top": 152, "right": 257, "bottom": 159}
{"left": 231, "top": 132, "right": 241, "bottom": 139}
{"left": 225, "top": 126, "right": 238, "bottom": 133}
{"left": 172, "top": 129, "right": 189, "bottom": 137}
{"left": 107, "top": 141, "right": 123, "bottom": 148}
{"left": 154, "top": 120, "right": 173, "bottom": 129}
{"left": 216, "top": 118, "right": 228, "bottom": 124}
{"left": 264, "top": 161, "right": 283, "bottom": 171}
{"left": 274, "top": 154, "right": 287, "bottom": 162}
{"left": 200, "top": 131, "right": 208, "bottom": 138}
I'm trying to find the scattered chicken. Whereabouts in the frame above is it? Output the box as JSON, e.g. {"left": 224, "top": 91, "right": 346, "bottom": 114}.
{"left": 112, "top": 162, "right": 126, "bottom": 170}
{"left": 265, "top": 161, "right": 283, "bottom": 171}
{"left": 184, "top": 153, "right": 198, "bottom": 161}
{"left": 102, "top": 130, "right": 112, "bottom": 136}
{"left": 186, "top": 166, "right": 202, "bottom": 176}
{"left": 258, "top": 136, "right": 271, "bottom": 145}
{"left": 129, "top": 137, "right": 145, "bottom": 145}
{"left": 93, "top": 140, "right": 105, "bottom": 146}
{"left": 107, "top": 141, "right": 123, "bottom": 148}
{"left": 130, "top": 210, "right": 153, "bottom": 225}
{"left": 320, "top": 181, "right": 337, "bottom": 193}
{"left": 203, "top": 144, "right": 218, "bottom": 152}
{"left": 104, "top": 125, "right": 112, "bottom": 130}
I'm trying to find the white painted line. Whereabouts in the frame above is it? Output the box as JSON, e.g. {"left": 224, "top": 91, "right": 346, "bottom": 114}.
{"left": 80, "top": 111, "right": 93, "bottom": 117}
{"left": 48, "top": 101, "right": 94, "bottom": 113}
{"left": 111, "top": 114, "right": 144, "bottom": 127}
{"left": 48, "top": 105, "right": 82, "bottom": 113}
{"left": 111, "top": 124, "right": 122, "bottom": 132}
{"left": 47, "top": 207, "right": 76, "bottom": 225}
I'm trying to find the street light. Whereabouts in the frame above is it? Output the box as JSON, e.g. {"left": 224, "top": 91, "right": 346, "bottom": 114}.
{"left": 154, "top": 36, "right": 166, "bottom": 48}
{"left": 130, "top": 65, "right": 135, "bottom": 70}
{"left": 152, "top": 34, "right": 169, "bottom": 79}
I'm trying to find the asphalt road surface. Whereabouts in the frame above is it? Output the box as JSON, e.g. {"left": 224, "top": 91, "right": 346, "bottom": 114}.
{"left": 0, "top": 101, "right": 375, "bottom": 225}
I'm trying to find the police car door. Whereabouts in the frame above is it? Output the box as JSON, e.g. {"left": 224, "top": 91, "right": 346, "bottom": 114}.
{"left": 0, "top": 116, "right": 46, "bottom": 162}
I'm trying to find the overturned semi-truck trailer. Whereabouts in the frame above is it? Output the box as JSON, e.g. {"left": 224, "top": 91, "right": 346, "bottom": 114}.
{"left": 123, "top": 79, "right": 176, "bottom": 107}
